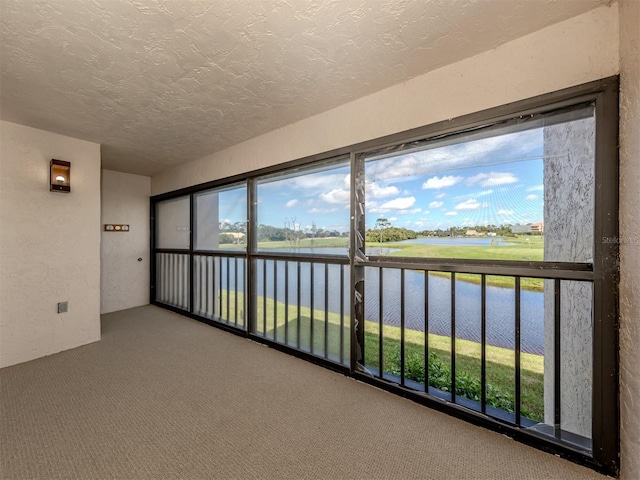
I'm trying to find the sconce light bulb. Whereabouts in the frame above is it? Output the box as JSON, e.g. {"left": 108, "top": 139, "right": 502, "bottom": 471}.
{"left": 56, "top": 175, "right": 65, "bottom": 183}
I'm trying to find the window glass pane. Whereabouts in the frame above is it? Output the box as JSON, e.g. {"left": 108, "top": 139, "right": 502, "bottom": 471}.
{"left": 363, "top": 106, "right": 595, "bottom": 263}
{"left": 256, "top": 159, "right": 350, "bottom": 255}
{"left": 194, "top": 184, "right": 247, "bottom": 251}
{"left": 156, "top": 196, "right": 190, "bottom": 249}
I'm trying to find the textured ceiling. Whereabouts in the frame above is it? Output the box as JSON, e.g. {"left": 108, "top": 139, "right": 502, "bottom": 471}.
{"left": 0, "top": 0, "right": 609, "bottom": 176}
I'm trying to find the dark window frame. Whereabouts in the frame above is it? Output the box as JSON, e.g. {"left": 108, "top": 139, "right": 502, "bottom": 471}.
{"left": 150, "top": 76, "right": 619, "bottom": 476}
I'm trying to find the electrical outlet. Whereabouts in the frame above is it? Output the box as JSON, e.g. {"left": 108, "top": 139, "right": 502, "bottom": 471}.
{"left": 57, "top": 302, "right": 68, "bottom": 313}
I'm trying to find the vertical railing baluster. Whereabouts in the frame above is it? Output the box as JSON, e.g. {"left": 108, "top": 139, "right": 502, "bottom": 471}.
{"left": 174, "top": 253, "right": 182, "bottom": 307}
{"left": 182, "top": 255, "right": 191, "bottom": 310}
{"left": 158, "top": 254, "right": 164, "bottom": 303}
{"left": 310, "top": 262, "right": 315, "bottom": 354}
{"left": 200, "top": 256, "right": 203, "bottom": 314}
{"left": 178, "top": 254, "right": 182, "bottom": 308}
{"left": 173, "top": 254, "right": 177, "bottom": 305}
{"left": 296, "top": 261, "right": 301, "bottom": 349}
{"left": 273, "top": 260, "right": 278, "bottom": 341}
{"left": 481, "top": 274, "right": 487, "bottom": 413}
{"left": 379, "top": 267, "right": 384, "bottom": 378}
{"left": 242, "top": 258, "right": 247, "bottom": 328}
{"left": 515, "top": 276, "right": 522, "bottom": 425}
{"left": 167, "top": 254, "right": 173, "bottom": 305}
{"left": 324, "top": 263, "right": 329, "bottom": 359}
{"left": 451, "top": 272, "right": 456, "bottom": 401}
{"left": 166, "top": 254, "right": 171, "bottom": 304}
{"left": 201, "top": 256, "right": 205, "bottom": 315}
{"left": 199, "top": 256, "right": 204, "bottom": 314}
{"left": 173, "top": 253, "right": 182, "bottom": 307}
{"left": 400, "top": 269, "right": 406, "bottom": 386}
{"left": 209, "top": 256, "right": 213, "bottom": 316}
{"left": 185, "top": 254, "right": 190, "bottom": 310}
{"left": 217, "top": 257, "right": 224, "bottom": 320}
{"left": 285, "top": 261, "right": 289, "bottom": 345}
{"left": 260, "top": 259, "right": 265, "bottom": 336}
{"left": 199, "top": 257, "right": 204, "bottom": 315}
{"left": 554, "top": 278, "right": 562, "bottom": 437}
{"left": 226, "top": 256, "right": 230, "bottom": 322}
{"left": 170, "top": 254, "right": 175, "bottom": 306}
{"left": 162, "top": 254, "right": 166, "bottom": 304}
{"left": 177, "top": 255, "right": 182, "bottom": 308}
{"left": 234, "top": 257, "right": 239, "bottom": 326}
{"left": 340, "top": 264, "right": 345, "bottom": 365}
{"left": 177, "top": 255, "right": 181, "bottom": 308}
{"left": 424, "top": 270, "right": 429, "bottom": 393}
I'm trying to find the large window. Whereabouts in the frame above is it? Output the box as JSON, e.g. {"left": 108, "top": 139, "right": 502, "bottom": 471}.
{"left": 255, "top": 159, "right": 350, "bottom": 255}
{"left": 150, "top": 78, "right": 618, "bottom": 475}
{"left": 358, "top": 106, "right": 597, "bottom": 445}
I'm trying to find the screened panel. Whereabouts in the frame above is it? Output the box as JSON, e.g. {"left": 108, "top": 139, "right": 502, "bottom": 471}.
{"left": 255, "top": 159, "right": 350, "bottom": 255}
{"left": 156, "top": 196, "right": 190, "bottom": 249}
{"left": 194, "top": 184, "right": 247, "bottom": 251}
{"left": 363, "top": 106, "right": 595, "bottom": 264}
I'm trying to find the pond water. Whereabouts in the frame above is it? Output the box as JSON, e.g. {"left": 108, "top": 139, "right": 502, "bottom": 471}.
{"left": 251, "top": 259, "right": 545, "bottom": 355}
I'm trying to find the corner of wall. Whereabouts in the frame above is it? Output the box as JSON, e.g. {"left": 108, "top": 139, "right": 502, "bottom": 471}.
{"left": 100, "top": 169, "right": 151, "bottom": 314}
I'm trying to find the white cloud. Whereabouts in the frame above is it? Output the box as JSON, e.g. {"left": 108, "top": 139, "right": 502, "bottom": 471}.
{"left": 429, "top": 201, "right": 444, "bottom": 208}
{"left": 367, "top": 181, "right": 399, "bottom": 199}
{"left": 389, "top": 217, "right": 397, "bottom": 222}
{"left": 366, "top": 129, "right": 542, "bottom": 184}
{"left": 445, "top": 211, "right": 458, "bottom": 216}
{"left": 286, "top": 199, "right": 298, "bottom": 208}
{"left": 525, "top": 194, "right": 540, "bottom": 201}
{"left": 467, "top": 172, "right": 518, "bottom": 187}
{"left": 455, "top": 199, "right": 481, "bottom": 210}
{"left": 477, "top": 189, "right": 494, "bottom": 196}
{"left": 527, "top": 185, "right": 544, "bottom": 191}
{"left": 435, "top": 193, "right": 446, "bottom": 199}
{"left": 320, "top": 188, "right": 350, "bottom": 205}
{"left": 497, "top": 209, "right": 514, "bottom": 215}
{"left": 422, "top": 175, "right": 464, "bottom": 189}
{"left": 380, "top": 196, "right": 416, "bottom": 210}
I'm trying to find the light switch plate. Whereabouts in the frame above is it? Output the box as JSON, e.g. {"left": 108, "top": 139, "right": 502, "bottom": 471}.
{"left": 57, "top": 302, "right": 68, "bottom": 313}
{"left": 104, "top": 224, "right": 129, "bottom": 232}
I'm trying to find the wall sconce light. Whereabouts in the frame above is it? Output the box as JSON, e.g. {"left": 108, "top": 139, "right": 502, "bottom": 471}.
{"left": 50, "top": 159, "right": 70, "bottom": 193}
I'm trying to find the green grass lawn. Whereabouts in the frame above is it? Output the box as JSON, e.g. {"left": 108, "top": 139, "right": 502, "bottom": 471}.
{"left": 367, "top": 235, "right": 545, "bottom": 291}
{"left": 377, "top": 235, "right": 544, "bottom": 262}
{"left": 249, "top": 292, "right": 544, "bottom": 422}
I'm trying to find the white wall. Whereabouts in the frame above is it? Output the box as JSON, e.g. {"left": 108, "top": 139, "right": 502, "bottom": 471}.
{"left": 100, "top": 170, "right": 150, "bottom": 314}
{"left": 0, "top": 121, "right": 101, "bottom": 368}
{"left": 152, "top": 5, "right": 619, "bottom": 195}
{"left": 619, "top": 0, "right": 640, "bottom": 478}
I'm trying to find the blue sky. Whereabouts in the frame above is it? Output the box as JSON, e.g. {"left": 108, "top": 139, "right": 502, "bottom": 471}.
{"left": 221, "top": 127, "right": 546, "bottom": 233}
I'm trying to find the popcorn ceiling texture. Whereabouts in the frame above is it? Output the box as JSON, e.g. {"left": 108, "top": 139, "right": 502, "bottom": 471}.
{"left": 151, "top": 5, "right": 620, "bottom": 196}
{"left": 0, "top": 0, "right": 608, "bottom": 176}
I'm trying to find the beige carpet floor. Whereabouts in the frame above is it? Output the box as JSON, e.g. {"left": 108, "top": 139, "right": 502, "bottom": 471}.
{"left": 1, "top": 305, "right": 608, "bottom": 479}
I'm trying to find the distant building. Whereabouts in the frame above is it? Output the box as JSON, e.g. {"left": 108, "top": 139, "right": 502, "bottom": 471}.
{"left": 465, "top": 229, "right": 478, "bottom": 236}
{"left": 487, "top": 232, "right": 497, "bottom": 237}
{"left": 530, "top": 221, "right": 544, "bottom": 233}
